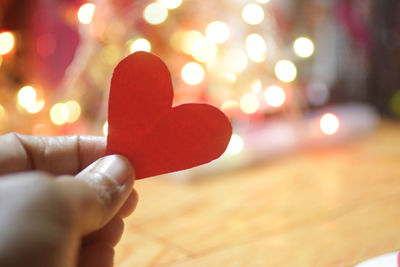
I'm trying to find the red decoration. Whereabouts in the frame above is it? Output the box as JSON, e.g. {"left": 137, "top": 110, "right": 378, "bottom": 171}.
{"left": 107, "top": 52, "right": 232, "bottom": 179}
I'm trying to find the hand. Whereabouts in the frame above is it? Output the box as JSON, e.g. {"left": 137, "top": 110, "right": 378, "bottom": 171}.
{"left": 0, "top": 133, "right": 138, "bottom": 267}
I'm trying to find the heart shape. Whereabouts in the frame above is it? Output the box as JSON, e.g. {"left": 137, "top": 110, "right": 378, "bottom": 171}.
{"left": 106, "top": 52, "right": 232, "bottom": 179}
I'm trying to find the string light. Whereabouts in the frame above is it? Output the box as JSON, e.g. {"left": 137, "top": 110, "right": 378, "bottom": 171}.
{"left": 242, "top": 3, "right": 264, "bottom": 25}
{"left": 274, "top": 60, "right": 297, "bottom": 83}
{"left": 293, "top": 37, "right": 314, "bottom": 58}
{"left": 65, "top": 100, "right": 81, "bottom": 123}
{"left": 320, "top": 113, "right": 339, "bottom": 135}
{"left": 130, "top": 38, "right": 151, "bottom": 53}
{"left": 77, "top": 3, "right": 96, "bottom": 24}
{"left": 205, "top": 21, "right": 230, "bottom": 44}
{"left": 246, "top": 33, "right": 267, "bottom": 62}
{"left": 181, "top": 62, "right": 205, "bottom": 85}
{"left": 191, "top": 36, "right": 217, "bottom": 62}
{"left": 157, "top": 0, "right": 183, "bottom": 9}
{"left": 103, "top": 122, "right": 108, "bottom": 136}
{"left": 240, "top": 94, "right": 259, "bottom": 114}
{"left": 144, "top": 3, "right": 168, "bottom": 25}
{"left": 264, "top": 86, "right": 286, "bottom": 107}
{"left": 226, "top": 134, "right": 244, "bottom": 155}
{"left": 0, "top": 31, "right": 15, "bottom": 55}
{"left": 50, "top": 103, "right": 69, "bottom": 125}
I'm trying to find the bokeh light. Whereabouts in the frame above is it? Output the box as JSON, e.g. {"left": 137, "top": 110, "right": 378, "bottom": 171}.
{"left": 221, "top": 100, "right": 239, "bottom": 112}
{"left": 181, "top": 62, "right": 205, "bottom": 85}
{"left": 226, "top": 134, "right": 244, "bottom": 155}
{"left": 191, "top": 36, "right": 218, "bottom": 62}
{"left": 0, "top": 31, "right": 15, "bottom": 55}
{"left": 264, "top": 86, "right": 286, "bottom": 107}
{"left": 25, "top": 100, "right": 45, "bottom": 114}
{"left": 18, "top": 86, "right": 37, "bottom": 109}
{"left": 223, "top": 49, "right": 248, "bottom": 73}
{"left": 256, "top": 0, "right": 270, "bottom": 3}
{"left": 242, "top": 3, "right": 264, "bottom": 25}
{"left": 50, "top": 103, "right": 69, "bottom": 125}
{"left": 103, "top": 122, "right": 109, "bottom": 136}
{"left": 206, "top": 21, "right": 230, "bottom": 44}
{"left": 158, "top": 0, "right": 183, "bottom": 9}
{"left": 181, "top": 31, "right": 203, "bottom": 55}
{"left": 320, "top": 113, "right": 339, "bottom": 135}
{"left": 293, "top": 37, "right": 314, "bottom": 58}
{"left": 0, "top": 104, "right": 6, "bottom": 120}
{"left": 246, "top": 33, "right": 267, "bottom": 62}
{"left": 130, "top": 38, "right": 151, "bottom": 53}
{"left": 77, "top": 3, "right": 96, "bottom": 24}
{"left": 274, "top": 60, "right": 297, "bottom": 83}
{"left": 65, "top": 100, "right": 81, "bottom": 123}
{"left": 144, "top": 3, "right": 168, "bottom": 25}
{"left": 240, "top": 94, "right": 260, "bottom": 114}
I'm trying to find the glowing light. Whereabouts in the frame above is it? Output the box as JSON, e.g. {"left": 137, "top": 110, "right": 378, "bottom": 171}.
{"left": 144, "top": 3, "right": 168, "bottom": 25}
{"left": 294, "top": 37, "right": 314, "bottom": 58}
{"left": 0, "top": 31, "right": 15, "bottom": 55}
{"left": 240, "top": 94, "right": 260, "bottom": 114}
{"left": 0, "top": 104, "right": 6, "bottom": 120}
{"left": 221, "top": 100, "right": 239, "bottom": 111}
{"left": 191, "top": 37, "right": 217, "bottom": 62}
{"left": 320, "top": 113, "right": 339, "bottom": 135}
{"left": 65, "top": 100, "right": 81, "bottom": 123}
{"left": 103, "top": 122, "right": 108, "bottom": 136}
{"left": 50, "top": 103, "right": 69, "bottom": 126}
{"left": 246, "top": 33, "right": 266, "bottom": 62}
{"left": 17, "top": 86, "right": 37, "bottom": 109}
{"left": 226, "top": 134, "right": 244, "bottom": 155}
{"left": 218, "top": 72, "right": 237, "bottom": 84}
{"left": 223, "top": 49, "right": 248, "bottom": 73}
{"left": 251, "top": 80, "right": 262, "bottom": 93}
{"left": 206, "top": 21, "right": 230, "bottom": 44}
{"left": 77, "top": 3, "right": 96, "bottom": 24}
{"left": 274, "top": 60, "right": 297, "bottom": 83}
{"left": 130, "top": 38, "right": 151, "bottom": 53}
{"left": 181, "top": 31, "right": 203, "bottom": 54}
{"left": 264, "top": 86, "right": 286, "bottom": 107}
{"left": 256, "top": 0, "right": 270, "bottom": 3}
{"left": 181, "top": 62, "right": 205, "bottom": 85}
{"left": 242, "top": 3, "right": 264, "bottom": 25}
{"left": 25, "top": 100, "right": 45, "bottom": 114}
{"left": 158, "top": 0, "right": 183, "bottom": 9}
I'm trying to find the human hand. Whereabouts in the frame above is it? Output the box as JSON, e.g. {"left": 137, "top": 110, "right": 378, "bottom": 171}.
{"left": 0, "top": 133, "right": 138, "bottom": 267}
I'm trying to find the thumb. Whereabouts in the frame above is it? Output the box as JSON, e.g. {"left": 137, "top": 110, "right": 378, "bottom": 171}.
{"left": 59, "top": 155, "right": 135, "bottom": 235}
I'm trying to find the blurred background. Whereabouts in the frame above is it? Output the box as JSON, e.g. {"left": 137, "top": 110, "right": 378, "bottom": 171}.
{"left": 1, "top": 0, "right": 398, "bottom": 178}
{"left": 2, "top": 0, "right": 400, "bottom": 265}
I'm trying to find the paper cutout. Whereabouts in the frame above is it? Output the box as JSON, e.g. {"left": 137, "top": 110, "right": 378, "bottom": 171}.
{"left": 107, "top": 52, "right": 232, "bottom": 179}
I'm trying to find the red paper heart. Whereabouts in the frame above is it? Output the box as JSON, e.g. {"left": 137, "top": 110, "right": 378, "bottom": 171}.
{"left": 107, "top": 52, "right": 232, "bottom": 179}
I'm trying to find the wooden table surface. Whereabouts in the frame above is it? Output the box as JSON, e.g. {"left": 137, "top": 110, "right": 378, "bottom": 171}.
{"left": 115, "top": 121, "right": 400, "bottom": 266}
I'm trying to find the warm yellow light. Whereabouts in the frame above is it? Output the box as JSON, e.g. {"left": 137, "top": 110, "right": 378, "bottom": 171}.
{"left": 103, "top": 122, "right": 109, "bottom": 136}
{"left": 26, "top": 100, "right": 45, "bottom": 114}
{"left": 144, "top": 3, "right": 168, "bottom": 25}
{"left": 251, "top": 80, "right": 262, "bottom": 93}
{"left": 294, "top": 37, "right": 314, "bottom": 58}
{"left": 205, "top": 21, "right": 230, "bottom": 44}
{"left": 256, "top": 0, "right": 270, "bottom": 3}
{"left": 320, "top": 113, "right": 339, "bottom": 135}
{"left": 77, "top": 3, "right": 96, "bottom": 24}
{"left": 0, "top": 104, "right": 6, "bottom": 120}
{"left": 50, "top": 103, "right": 69, "bottom": 125}
{"left": 130, "top": 38, "right": 151, "bottom": 53}
{"left": 191, "top": 37, "right": 217, "bottom": 62}
{"left": 0, "top": 31, "right": 15, "bottom": 55}
{"left": 181, "top": 62, "right": 205, "bottom": 85}
{"left": 242, "top": 3, "right": 264, "bottom": 25}
{"left": 0, "top": 55, "right": 3, "bottom": 68}
{"left": 274, "top": 60, "right": 297, "bottom": 83}
{"left": 226, "top": 134, "right": 244, "bottom": 155}
{"left": 218, "top": 72, "right": 237, "bottom": 84}
{"left": 158, "top": 0, "right": 183, "bottom": 9}
{"left": 264, "top": 86, "right": 286, "bottom": 107}
{"left": 18, "top": 86, "right": 37, "bottom": 108}
{"left": 65, "top": 100, "right": 81, "bottom": 123}
{"left": 240, "top": 94, "right": 260, "bottom": 114}
{"left": 223, "top": 49, "right": 248, "bottom": 73}
{"left": 246, "top": 33, "right": 267, "bottom": 62}
{"left": 221, "top": 100, "right": 239, "bottom": 111}
{"left": 181, "top": 31, "right": 203, "bottom": 54}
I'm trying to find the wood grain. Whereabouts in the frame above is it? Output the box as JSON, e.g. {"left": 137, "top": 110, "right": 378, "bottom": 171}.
{"left": 115, "top": 122, "right": 400, "bottom": 266}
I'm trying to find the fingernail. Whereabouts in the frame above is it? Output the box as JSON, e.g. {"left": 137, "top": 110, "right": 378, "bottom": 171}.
{"left": 94, "top": 155, "right": 134, "bottom": 185}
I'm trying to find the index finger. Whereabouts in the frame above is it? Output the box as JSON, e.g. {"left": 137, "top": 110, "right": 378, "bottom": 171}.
{"left": 0, "top": 133, "right": 106, "bottom": 175}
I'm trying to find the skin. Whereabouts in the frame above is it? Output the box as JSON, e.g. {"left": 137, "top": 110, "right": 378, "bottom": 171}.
{"left": 0, "top": 133, "right": 138, "bottom": 267}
